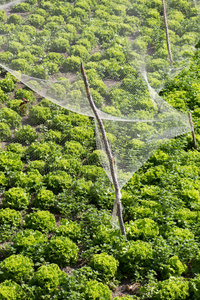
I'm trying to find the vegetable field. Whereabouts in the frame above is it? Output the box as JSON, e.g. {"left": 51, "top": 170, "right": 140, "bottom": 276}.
{"left": 0, "top": 0, "right": 200, "bottom": 299}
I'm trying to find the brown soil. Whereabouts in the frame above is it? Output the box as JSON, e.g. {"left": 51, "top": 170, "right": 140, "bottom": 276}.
{"left": 104, "top": 79, "right": 121, "bottom": 89}
{"left": 112, "top": 279, "right": 141, "bottom": 298}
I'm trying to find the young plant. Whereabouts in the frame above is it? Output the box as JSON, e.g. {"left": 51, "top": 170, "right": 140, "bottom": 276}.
{"left": 89, "top": 253, "right": 119, "bottom": 283}
{"left": 3, "top": 187, "right": 30, "bottom": 210}
{"left": 0, "top": 122, "right": 11, "bottom": 141}
{"left": 33, "top": 188, "right": 56, "bottom": 210}
{"left": 0, "top": 280, "right": 26, "bottom": 300}
{"left": 24, "top": 210, "right": 56, "bottom": 233}
{"left": 84, "top": 280, "right": 112, "bottom": 300}
{"left": 0, "top": 254, "right": 34, "bottom": 283}
{"left": 31, "top": 264, "right": 65, "bottom": 296}
{"left": 46, "top": 236, "right": 79, "bottom": 266}
{"left": 55, "top": 219, "right": 82, "bottom": 241}
{"left": 13, "top": 229, "right": 48, "bottom": 262}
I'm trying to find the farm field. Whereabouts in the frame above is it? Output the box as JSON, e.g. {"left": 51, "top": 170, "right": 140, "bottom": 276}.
{"left": 0, "top": 0, "right": 200, "bottom": 299}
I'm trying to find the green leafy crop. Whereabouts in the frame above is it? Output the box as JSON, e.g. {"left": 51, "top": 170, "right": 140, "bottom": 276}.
{"left": 0, "top": 280, "right": 26, "bottom": 300}
{"left": 24, "top": 210, "right": 56, "bottom": 233}
{"left": 46, "top": 236, "right": 79, "bottom": 266}
{"left": 84, "top": 280, "right": 112, "bottom": 300}
{"left": 89, "top": 253, "right": 119, "bottom": 283}
{"left": 3, "top": 187, "right": 30, "bottom": 210}
{"left": 0, "top": 254, "right": 34, "bottom": 283}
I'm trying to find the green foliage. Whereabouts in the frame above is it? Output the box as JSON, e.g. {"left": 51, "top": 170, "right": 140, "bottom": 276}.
{"left": 0, "top": 123, "right": 11, "bottom": 142}
{"left": 47, "top": 83, "right": 67, "bottom": 100}
{"left": 126, "top": 218, "right": 159, "bottom": 241}
{"left": 39, "top": 1, "right": 54, "bottom": 12}
{"left": 98, "top": 59, "right": 130, "bottom": 81}
{"left": 29, "top": 106, "right": 51, "bottom": 125}
{"left": 7, "top": 41, "right": 24, "bottom": 55}
{"left": 86, "top": 149, "right": 104, "bottom": 166}
{"left": 11, "top": 59, "right": 30, "bottom": 73}
{"left": 49, "top": 157, "right": 82, "bottom": 177}
{"left": 0, "top": 254, "right": 34, "bottom": 283}
{"left": 191, "top": 251, "right": 200, "bottom": 274}
{"left": 43, "top": 129, "right": 62, "bottom": 143}
{"left": 162, "top": 90, "right": 188, "bottom": 112}
{"left": 77, "top": 38, "right": 92, "bottom": 51}
{"left": 7, "top": 14, "right": 22, "bottom": 25}
{"left": 164, "top": 256, "right": 187, "bottom": 278}
{"left": 28, "top": 0, "right": 37, "bottom": 4}
{"left": 87, "top": 177, "right": 114, "bottom": 209}
{"left": 90, "top": 78, "right": 107, "bottom": 96}
{"left": 114, "top": 297, "right": 139, "bottom": 300}
{"left": 105, "top": 47, "right": 126, "bottom": 62}
{"left": 44, "top": 170, "right": 72, "bottom": 194}
{"left": 24, "top": 210, "right": 56, "bottom": 233}
{"left": 53, "top": 4, "right": 72, "bottom": 19}
{"left": 70, "top": 45, "right": 90, "bottom": 61}
{"left": 25, "top": 142, "right": 61, "bottom": 161}
{"left": 166, "top": 227, "right": 198, "bottom": 260}
{"left": 14, "top": 125, "right": 38, "bottom": 145}
{"left": 0, "top": 171, "right": 7, "bottom": 188}
{"left": 26, "top": 160, "right": 46, "bottom": 174}
{"left": 48, "top": 114, "right": 71, "bottom": 131}
{"left": 84, "top": 280, "right": 112, "bottom": 300}
{"left": 190, "top": 274, "right": 200, "bottom": 300}
{"left": 3, "top": 187, "right": 30, "bottom": 210}
{"left": 43, "top": 61, "right": 59, "bottom": 77}
{"left": 90, "top": 88, "right": 104, "bottom": 108}
{"left": 55, "top": 219, "right": 82, "bottom": 241}
{"left": 63, "top": 140, "right": 86, "bottom": 158}
{"left": 69, "top": 112, "right": 90, "bottom": 126}
{"left": 90, "top": 223, "right": 123, "bottom": 255}
{"left": 69, "top": 126, "right": 94, "bottom": 146}
{"left": 43, "top": 52, "right": 64, "bottom": 65}
{"left": 119, "top": 240, "right": 153, "bottom": 276}
{"left": 0, "top": 87, "right": 9, "bottom": 103}
{"left": 6, "top": 143, "right": 25, "bottom": 156}
{"left": 14, "top": 169, "right": 43, "bottom": 192}
{"left": 0, "top": 151, "right": 24, "bottom": 173}
{"left": 71, "top": 177, "right": 93, "bottom": 198}
{"left": 15, "top": 88, "right": 35, "bottom": 103}
{"left": 13, "top": 229, "right": 48, "bottom": 262}
{"left": 31, "top": 65, "right": 47, "bottom": 79}
{"left": 0, "top": 208, "right": 21, "bottom": 242}
{"left": 0, "top": 10, "right": 7, "bottom": 22}
{"left": 63, "top": 55, "right": 82, "bottom": 72}
{"left": 0, "top": 208, "right": 21, "bottom": 228}
{"left": 51, "top": 38, "right": 69, "bottom": 52}
{"left": 31, "top": 264, "right": 64, "bottom": 295}
{"left": 27, "top": 14, "right": 45, "bottom": 28}
{"left": 0, "top": 280, "right": 26, "bottom": 300}
{"left": 0, "top": 1, "right": 199, "bottom": 298}
{"left": 7, "top": 99, "right": 28, "bottom": 116}
{"left": 96, "top": 28, "right": 115, "bottom": 43}
{"left": 0, "top": 107, "right": 21, "bottom": 128}
{"left": 89, "top": 253, "right": 119, "bottom": 283}
{"left": 33, "top": 188, "right": 56, "bottom": 210}
{"left": 148, "top": 276, "right": 189, "bottom": 300}
{"left": 90, "top": 52, "right": 102, "bottom": 62}
{"left": 71, "top": 7, "right": 89, "bottom": 19}
{"left": 12, "top": 2, "right": 31, "bottom": 12}
{"left": 46, "top": 236, "right": 79, "bottom": 266}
